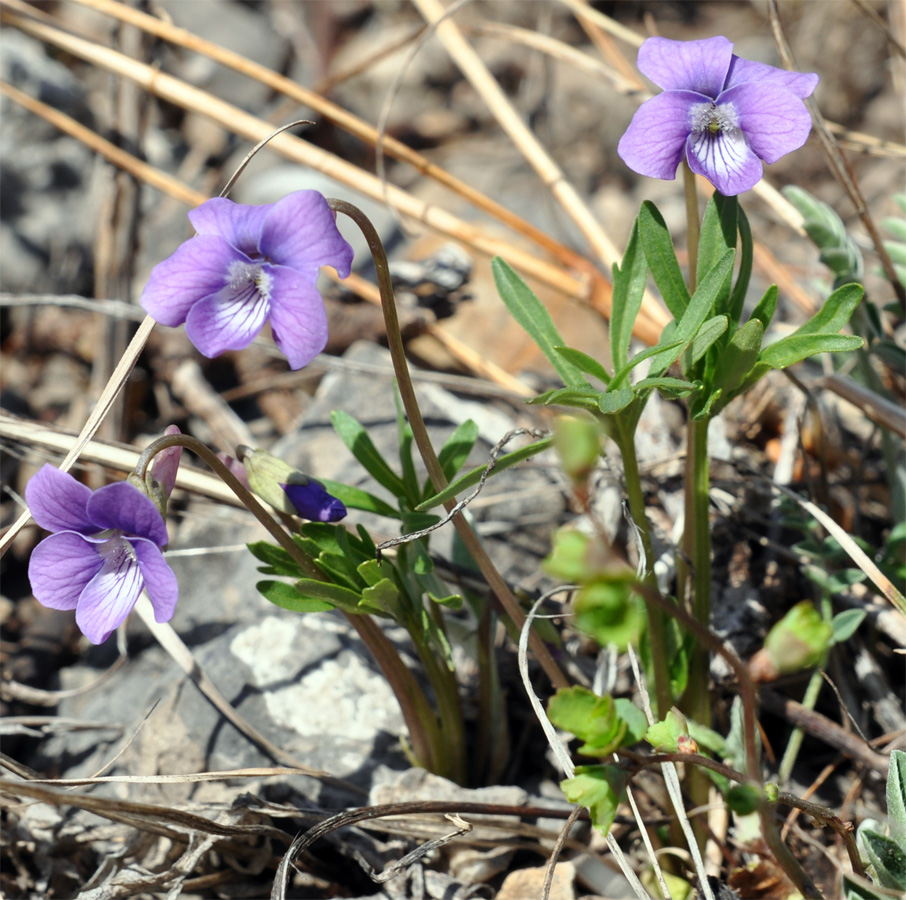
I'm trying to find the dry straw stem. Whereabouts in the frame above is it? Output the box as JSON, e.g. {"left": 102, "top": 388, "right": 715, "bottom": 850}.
{"left": 412, "top": 0, "right": 623, "bottom": 272}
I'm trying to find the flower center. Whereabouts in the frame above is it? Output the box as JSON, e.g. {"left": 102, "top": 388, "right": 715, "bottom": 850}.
{"left": 97, "top": 534, "right": 136, "bottom": 568}
{"left": 226, "top": 260, "right": 273, "bottom": 302}
{"left": 691, "top": 101, "right": 739, "bottom": 137}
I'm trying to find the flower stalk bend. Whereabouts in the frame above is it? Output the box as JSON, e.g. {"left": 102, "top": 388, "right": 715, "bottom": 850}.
{"left": 328, "top": 198, "right": 569, "bottom": 692}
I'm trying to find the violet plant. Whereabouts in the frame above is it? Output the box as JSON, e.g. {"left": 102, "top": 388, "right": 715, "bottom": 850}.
{"left": 426, "top": 34, "right": 869, "bottom": 890}
{"left": 19, "top": 29, "right": 885, "bottom": 900}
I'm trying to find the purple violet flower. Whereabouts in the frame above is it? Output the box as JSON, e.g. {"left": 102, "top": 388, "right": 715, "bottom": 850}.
{"left": 26, "top": 465, "right": 178, "bottom": 644}
{"left": 281, "top": 480, "right": 347, "bottom": 523}
{"left": 140, "top": 190, "right": 354, "bottom": 369}
{"left": 617, "top": 36, "right": 818, "bottom": 195}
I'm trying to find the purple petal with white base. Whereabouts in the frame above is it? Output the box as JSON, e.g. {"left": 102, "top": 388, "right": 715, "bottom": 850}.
{"left": 267, "top": 267, "right": 329, "bottom": 370}
{"left": 141, "top": 190, "right": 354, "bottom": 368}
{"left": 617, "top": 90, "right": 703, "bottom": 181}
{"left": 25, "top": 464, "right": 179, "bottom": 644}
{"left": 28, "top": 532, "right": 102, "bottom": 610}
{"left": 75, "top": 538, "right": 145, "bottom": 644}
{"left": 618, "top": 35, "right": 817, "bottom": 195}
{"left": 140, "top": 236, "right": 244, "bottom": 327}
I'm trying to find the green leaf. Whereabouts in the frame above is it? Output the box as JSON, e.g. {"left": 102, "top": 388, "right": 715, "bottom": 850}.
{"left": 749, "top": 284, "right": 779, "bottom": 332}
{"left": 633, "top": 376, "right": 699, "bottom": 396}
{"left": 696, "top": 193, "right": 737, "bottom": 313}
{"left": 729, "top": 203, "right": 753, "bottom": 327}
{"left": 648, "top": 248, "right": 735, "bottom": 377}
{"left": 531, "top": 384, "right": 608, "bottom": 412}
{"left": 547, "top": 687, "right": 646, "bottom": 756}
{"left": 492, "top": 257, "right": 585, "bottom": 387}
{"left": 610, "top": 337, "right": 685, "bottom": 389}
{"left": 395, "top": 395, "right": 421, "bottom": 506}
{"left": 687, "top": 315, "right": 728, "bottom": 365}
{"left": 862, "top": 830, "right": 906, "bottom": 890}
{"left": 247, "top": 541, "right": 300, "bottom": 578}
{"left": 888, "top": 750, "right": 906, "bottom": 843}
{"left": 361, "top": 578, "right": 403, "bottom": 616}
{"left": 646, "top": 708, "right": 691, "bottom": 752}
{"left": 830, "top": 608, "right": 866, "bottom": 644}
{"left": 436, "top": 419, "right": 480, "bottom": 484}
{"left": 560, "top": 765, "right": 627, "bottom": 836}
{"left": 788, "top": 282, "right": 864, "bottom": 338}
{"left": 292, "top": 578, "right": 374, "bottom": 615}
{"left": 639, "top": 201, "right": 690, "bottom": 318}
{"left": 331, "top": 410, "right": 405, "bottom": 497}
{"left": 596, "top": 387, "right": 635, "bottom": 415}
{"left": 257, "top": 580, "right": 334, "bottom": 613}
{"left": 703, "top": 318, "right": 764, "bottom": 415}
{"left": 611, "top": 218, "right": 649, "bottom": 367}
{"left": 416, "top": 435, "right": 554, "bottom": 510}
{"left": 553, "top": 346, "right": 612, "bottom": 385}
{"left": 841, "top": 874, "right": 891, "bottom": 900}
{"left": 759, "top": 334, "right": 864, "bottom": 370}
{"left": 318, "top": 479, "right": 400, "bottom": 519}
{"left": 574, "top": 579, "right": 646, "bottom": 651}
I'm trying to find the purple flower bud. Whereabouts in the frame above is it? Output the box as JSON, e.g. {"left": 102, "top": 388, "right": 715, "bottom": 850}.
{"left": 149, "top": 424, "right": 183, "bottom": 501}
{"left": 281, "top": 481, "right": 347, "bottom": 523}
{"left": 617, "top": 36, "right": 818, "bottom": 195}
{"left": 140, "top": 191, "right": 354, "bottom": 369}
{"left": 26, "top": 465, "right": 178, "bottom": 644}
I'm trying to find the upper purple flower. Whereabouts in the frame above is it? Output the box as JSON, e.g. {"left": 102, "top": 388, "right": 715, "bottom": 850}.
{"left": 617, "top": 36, "right": 818, "bottom": 196}
{"left": 26, "top": 465, "right": 178, "bottom": 644}
{"left": 141, "top": 190, "right": 354, "bottom": 370}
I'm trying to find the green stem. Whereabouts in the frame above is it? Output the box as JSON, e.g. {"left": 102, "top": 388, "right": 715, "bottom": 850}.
{"left": 330, "top": 198, "right": 569, "bottom": 692}
{"left": 678, "top": 414, "right": 713, "bottom": 849}
{"left": 777, "top": 667, "right": 823, "bottom": 785}
{"left": 613, "top": 416, "right": 672, "bottom": 718}
{"left": 683, "top": 161, "right": 700, "bottom": 293}
{"left": 135, "top": 434, "right": 443, "bottom": 773}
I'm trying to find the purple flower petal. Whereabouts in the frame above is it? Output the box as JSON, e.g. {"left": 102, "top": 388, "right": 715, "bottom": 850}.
{"left": 188, "top": 197, "right": 273, "bottom": 258}
{"left": 184, "top": 268, "right": 272, "bottom": 357}
{"left": 638, "top": 36, "right": 733, "bottom": 97}
{"left": 724, "top": 56, "right": 818, "bottom": 99}
{"left": 281, "top": 480, "right": 347, "bottom": 522}
{"left": 617, "top": 90, "right": 702, "bottom": 180}
{"left": 26, "top": 465, "right": 96, "bottom": 534}
{"left": 87, "top": 482, "right": 169, "bottom": 546}
{"left": 259, "top": 191, "right": 354, "bottom": 277}
{"left": 75, "top": 538, "right": 145, "bottom": 643}
{"left": 140, "top": 236, "right": 246, "bottom": 327}
{"left": 28, "top": 532, "right": 102, "bottom": 610}
{"left": 266, "top": 266, "right": 329, "bottom": 369}
{"left": 720, "top": 83, "right": 813, "bottom": 165}
{"left": 686, "top": 125, "right": 763, "bottom": 196}
{"left": 133, "top": 540, "right": 179, "bottom": 623}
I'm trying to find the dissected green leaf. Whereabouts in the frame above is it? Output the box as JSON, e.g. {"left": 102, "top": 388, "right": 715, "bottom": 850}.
{"left": 492, "top": 257, "right": 586, "bottom": 387}
{"left": 759, "top": 334, "right": 864, "bottom": 370}
{"left": 596, "top": 387, "right": 635, "bottom": 415}
{"left": 247, "top": 541, "right": 300, "bottom": 578}
{"left": 687, "top": 315, "right": 728, "bottom": 365}
{"left": 749, "top": 284, "right": 779, "bottom": 332}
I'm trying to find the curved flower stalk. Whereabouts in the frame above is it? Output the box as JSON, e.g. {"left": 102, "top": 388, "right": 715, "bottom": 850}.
{"left": 141, "top": 190, "right": 354, "bottom": 369}
{"left": 26, "top": 465, "right": 178, "bottom": 644}
{"left": 618, "top": 36, "right": 818, "bottom": 195}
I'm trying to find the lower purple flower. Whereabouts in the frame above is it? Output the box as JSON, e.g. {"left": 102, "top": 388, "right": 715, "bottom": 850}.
{"left": 26, "top": 465, "right": 178, "bottom": 644}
